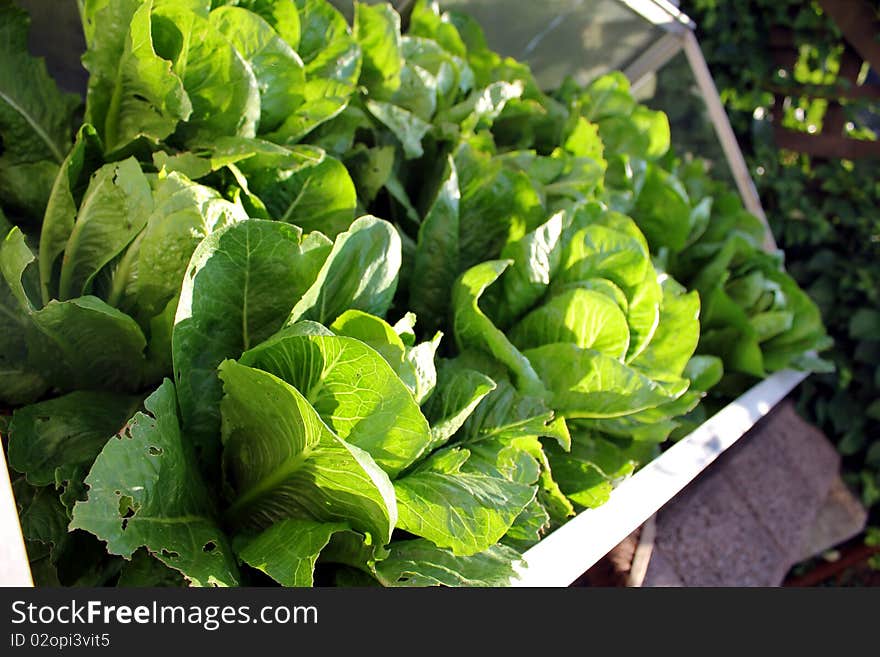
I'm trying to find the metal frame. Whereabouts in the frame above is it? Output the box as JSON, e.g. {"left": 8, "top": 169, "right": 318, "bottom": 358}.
{"left": 624, "top": 31, "right": 684, "bottom": 93}
{"left": 682, "top": 30, "right": 776, "bottom": 250}
{"left": 620, "top": 0, "right": 694, "bottom": 31}
{"left": 621, "top": 1, "right": 775, "bottom": 250}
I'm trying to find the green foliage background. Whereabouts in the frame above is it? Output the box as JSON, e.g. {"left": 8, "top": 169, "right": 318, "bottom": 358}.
{"left": 681, "top": 0, "right": 880, "bottom": 516}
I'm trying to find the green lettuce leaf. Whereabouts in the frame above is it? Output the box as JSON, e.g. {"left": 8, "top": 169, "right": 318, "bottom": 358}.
{"left": 219, "top": 360, "right": 397, "bottom": 542}
{"left": 393, "top": 447, "right": 535, "bottom": 556}
{"left": 453, "top": 260, "right": 545, "bottom": 396}
{"left": 373, "top": 539, "right": 522, "bottom": 587}
{"left": 245, "top": 149, "right": 357, "bottom": 238}
{"left": 525, "top": 343, "right": 681, "bottom": 418}
{"left": 0, "top": 2, "right": 78, "bottom": 220}
{"left": 510, "top": 288, "right": 631, "bottom": 360}
{"left": 127, "top": 171, "right": 248, "bottom": 321}
{"left": 495, "top": 210, "right": 564, "bottom": 328}
{"left": 354, "top": 1, "right": 402, "bottom": 100}
{"left": 173, "top": 219, "right": 329, "bottom": 468}
{"left": 237, "top": 518, "right": 347, "bottom": 586}
{"left": 409, "top": 156, "right": 459, "bottom": 332}
{"left": 209, "top": 5, "right": 305, "bottom": 134}
{"left": 82, "top": 0, "right": 192, "bottom": 154}
{"left": 420, "top": 361, "right": 496, "bottom": 450}
{"left": 547, "top": 432, "right": 635, "bottom": 509}
{"left": 239, "top": 331, "right": 433, "bottom": 477}
{"left": 365, "top": 100, "right": 431, "bottom": 160}
{"left": 289, "top": 215, "right": 400, "bottom": 325}
{"left": 57, "top": 158, "right": 153, "bottom": 301}
{"left": 38, "top": 125, "right": 105, "bottom": 304}
{"left": 152, "top": 2, "right": 260, "bottom": 144}
{"left": 70, "top": 379, "right": 240, "bottom": 586}
{"left": 8, "top": 392, "right": 142, "bottom": 497}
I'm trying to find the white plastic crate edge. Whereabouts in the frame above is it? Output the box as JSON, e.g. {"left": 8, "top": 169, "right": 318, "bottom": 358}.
{"left": 0, "top": 441, "right": 33, "bottom": 586}
{"left": 509, "top": 369, "right": 808, "bottom": 587}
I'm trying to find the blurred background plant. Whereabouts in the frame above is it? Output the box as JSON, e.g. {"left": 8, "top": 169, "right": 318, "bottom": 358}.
{"left": 674, "top": 0, "right": 880, "bottom": 559}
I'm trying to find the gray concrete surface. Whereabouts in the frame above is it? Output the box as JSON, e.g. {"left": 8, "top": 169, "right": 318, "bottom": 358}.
{"left": 643, "top": 400, "right": 864, "bottom": 587}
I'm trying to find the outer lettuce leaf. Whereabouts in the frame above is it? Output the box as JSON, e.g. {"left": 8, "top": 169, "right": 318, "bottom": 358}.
{"left": 759, "top": 268, "right": 829, "bottom": 372}
{"left": 557, "top": 221, "right": 649, "bottom": 298}
{"left": 82, "top": 0, "right": 192, "bottom": 154}
{"left": 510, "top": 288, "right": 631, "bottom": 360}
{"left": 219, "top": 360, "right": 397, "bottom": 543}
{"left": 453, "top": 365, "right": 567, "bottom": 447}
{"left": 454, "top": 139, "right": 544, "bottom": 273}
{"left": 420, "top": 360, "right": 496, "bottom": 450}
{"left": 238, "top": 332, "right": 433, "bottom": 477}
{"left": 525, "top": 343, "right": 682, "bottom": 418}
{"left": 13, "top": 480, "right": 70, "bottom": 585}
{"left": 393, "top": 448, "right": 535, "bottom": 556}
{"left": 8, "top": 392, "right": 142, "bottom": 496}
{"left": 2, "top": 226, "right": 149, "bottom": 395}
{"left": 452, "top": 260, "right": 545, "bottom": 396}
{"left": 263, "top": 0, "right": 360, "bottom": 142}
{"left": 116, "top": 549, "right": 186, "bottom": 587}
{"left": 632, "top": 164, "right": 692, "bottom": 252}
{"left": 0, "top": 222, "right": 37, "bottom": 310}
{"left": 495, "top": 210, "right": 564, "bottom": 328}
{"left": 630, "top": 278, "right": 701, "bottom": 379}
{"left": 374, "top": 539, "right": 522, "bottom": 587}
{"left": 38, "top": 125, "right": 105, "bottom": 304}
{"left": 330, "top": 309, "right": 408, "bottom": 370}
{"left": 209, "top": 6, "right": 305, "bottom": 134}
{"left": 392, "top": 56, "right": 440, "bottom": 122}
{"left": 624, "top": 266, "right": 663, "bottom": 362}
{"left": 237, "top": 518, "right": 348, "bottom": 586}
{"left": 409, "top": 156, "right": 460, "bottom": 331}
{"left": 409, "top": 0, "right": 467, "bottom": 59}
{"left": 295, "top": 0, "right": 360, "bottom": 85}
{"left": 289, "top": 215, "right": 400, "bottom": 325}
{"left": 128, "top": 171, "right": 248, "bottom": 321}
{"left": 329, "top": 309, "right": 440, "bottom": 404}
{"left": 354, "top": 2, "right": 402, "bottom": 100}
{"left": 546, "top": 432, "right": 635, "bottom": 509}
{"left": 364, "top": 100, "right": 431, "bottom": 160}
{"left": 28, "top": 296, "right": 149, "bottom": 393}
{"left": 152, "top": 2, "right": 260, "bottom": 144}
{"left": 57, "top": 158, "right": 153, "bottom": 301}
{"left": 173, "top": 219, "right": 330, "bottom": 468}
{"left": 236, "top": 0, "right": 301, "bottom": 51}
{"left": 71, "top": 380, "right": 240, "bottom": 586}
{"left": 400, "top": 35, "right": 471, "bottom": 112}
{"left": 440, "top": 80, "right": 524, "bottom": 133}
{"left": 0, "top": 268, "right": 45, "bottom": 403}
{"left": 503, "top": 496, "right": 550, "bottom": 551}
{"left": 244, "top": 149, "right": 357, "bottom": 238}
{"left": 0, "top": 3, "right": 78, "bottom": 220}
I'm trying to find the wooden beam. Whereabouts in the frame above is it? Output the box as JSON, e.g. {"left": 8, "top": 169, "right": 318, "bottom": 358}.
{"left": 773, "top": 124, "right": 880, "bottom": 159}
{"left": 819, "top": 0, "right": 880, "bottom": 74}
{"left": 763, "top": 81, "right": 880, "bottom": 102}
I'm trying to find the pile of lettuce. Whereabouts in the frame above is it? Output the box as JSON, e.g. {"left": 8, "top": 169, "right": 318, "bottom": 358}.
{"left": 0, "top": 0, "right": 828, "bottom": 587}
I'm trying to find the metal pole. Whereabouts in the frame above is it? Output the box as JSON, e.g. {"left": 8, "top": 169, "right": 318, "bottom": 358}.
{"left": 682, "top": 30, "right": 777, "bottom": 252}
